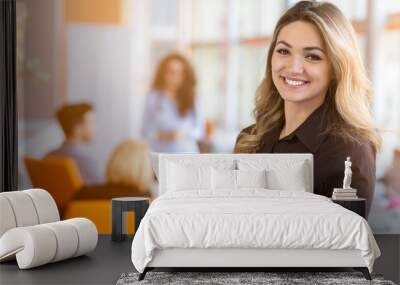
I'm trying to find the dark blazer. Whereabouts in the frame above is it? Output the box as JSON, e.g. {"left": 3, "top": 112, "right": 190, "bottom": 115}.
{"left": 235, "top": 106, "right": 376, "bottom": 214}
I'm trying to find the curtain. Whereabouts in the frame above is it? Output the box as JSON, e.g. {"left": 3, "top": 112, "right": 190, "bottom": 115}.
{"left": 0, "top": 0, "right": 17, "bottom": 192}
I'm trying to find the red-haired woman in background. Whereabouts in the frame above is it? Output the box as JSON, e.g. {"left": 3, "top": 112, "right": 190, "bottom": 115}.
{"left": 141, "top": 53, "right": 205, "bottom": 153}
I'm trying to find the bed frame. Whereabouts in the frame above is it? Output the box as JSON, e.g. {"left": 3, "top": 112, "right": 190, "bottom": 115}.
{"left": 139, "top": 248, "right": 371, "bottom": 280}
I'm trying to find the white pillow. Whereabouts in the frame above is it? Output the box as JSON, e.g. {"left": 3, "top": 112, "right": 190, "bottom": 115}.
{"left": 266, "top": 162, "right": 307, "bottom": 191}
{"left": 211, "top": 168, "right": 236, "bottom": 190}
{"left": 236, "top": 169, "right": 267, "bottom": 189}
{"left": 211, "top": 169, "right": 268, "bottom": 190}
{"left": 167, "top": 162, "right": 211, "bottom": 191}
{"left": 237, "top": 158, "right": 309, "bottom": 192}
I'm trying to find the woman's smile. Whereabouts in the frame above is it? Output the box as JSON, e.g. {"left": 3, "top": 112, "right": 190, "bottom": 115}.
{"left": 280, "top": 75, "right": 310, "bottom": 89}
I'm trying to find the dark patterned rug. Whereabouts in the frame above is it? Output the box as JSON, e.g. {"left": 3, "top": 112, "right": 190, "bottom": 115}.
{"left": 116, "top": 271, "right": 396, "bottom": 285}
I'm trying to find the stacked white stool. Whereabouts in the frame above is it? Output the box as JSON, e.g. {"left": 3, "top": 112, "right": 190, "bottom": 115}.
{"left": 0, "top": 189, "right": 98, "bottom": 269}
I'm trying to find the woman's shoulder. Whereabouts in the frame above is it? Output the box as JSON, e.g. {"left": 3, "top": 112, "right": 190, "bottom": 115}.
{"left": 323, "top": 132, "right": 376, "bottom": 162}
{"left": 239, "top": 124, "right": 256, "bottom": 136}
{"left": 235, "top": 124, "right": 256, "bottom": 146}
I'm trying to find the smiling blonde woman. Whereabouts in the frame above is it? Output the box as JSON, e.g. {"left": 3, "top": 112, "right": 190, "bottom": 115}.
{"left": 234, "top": 1, "right": 381, "bottom": 215}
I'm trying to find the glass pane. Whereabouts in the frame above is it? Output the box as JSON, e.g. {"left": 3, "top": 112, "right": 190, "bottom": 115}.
{"left": 150, "top": 0, "right": 178, "bottom": 39}
{"left": 383, "top": 0, "right": 400, "bottom": 15}
{"left": 324, "top": 0, "right": 367, "bottom": 20}
{"left": 237, "top": 44, "right": 268, "bottom": 129}
{"left": 239, "top": 0, "right": 285, "bottom": 38}
{"left": 192, "top": 47, "right": 225, "bottom": 127}
{"left": 150, "top": 0, "right": 177, "bottom": 29}
{"left": 377, "top": 30, "right": 400, "bottom": 133}
{"left": 192, "top": 0, "right": 226, "bottom": 42}
{"left": 356, "top": 34, "right": 366, "bottom": 63}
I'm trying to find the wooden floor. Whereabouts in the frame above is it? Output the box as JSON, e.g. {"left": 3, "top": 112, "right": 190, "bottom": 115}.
{"left": 0, "top": 235, "right": 398, "bottom": 285}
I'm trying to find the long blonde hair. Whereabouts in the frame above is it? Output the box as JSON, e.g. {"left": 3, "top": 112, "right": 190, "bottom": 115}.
{"left": 235, "top": 0, "right": 381, "bottom": 153}
{"left": 106, "top": 139, "right": 153, "bottom": 192}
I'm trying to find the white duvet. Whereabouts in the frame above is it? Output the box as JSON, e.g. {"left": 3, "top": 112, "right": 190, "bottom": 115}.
{"left": 131, "top": 189, "right": 380, "bottom": 273}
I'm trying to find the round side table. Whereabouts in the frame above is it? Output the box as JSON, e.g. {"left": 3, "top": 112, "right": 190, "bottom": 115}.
{"left": 111, "top": 197, "right": 149, "bottom": 242}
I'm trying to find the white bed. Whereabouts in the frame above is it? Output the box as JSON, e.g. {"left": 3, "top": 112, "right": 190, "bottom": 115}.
{"left": 131, "top": 154, "right": 380, "bottom": 280}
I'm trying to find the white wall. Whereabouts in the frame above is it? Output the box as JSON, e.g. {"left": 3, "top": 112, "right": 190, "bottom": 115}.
{"left": 66, "top": 24, "right": 147, "bottom": 175}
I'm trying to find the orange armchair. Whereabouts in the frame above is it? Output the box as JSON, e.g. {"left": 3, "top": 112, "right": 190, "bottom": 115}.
{"left": 24, "top": 157, "right": 114, "bottom": 234}
{"left": 24, "top": 157, "right": 83, "bottom": 211}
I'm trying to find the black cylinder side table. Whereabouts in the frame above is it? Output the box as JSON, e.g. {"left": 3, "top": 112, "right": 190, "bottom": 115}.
{"left": 112, "top": 197, "right": 149, "bottom": 242}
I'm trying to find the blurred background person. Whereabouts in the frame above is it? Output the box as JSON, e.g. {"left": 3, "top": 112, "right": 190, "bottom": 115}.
{"left": 141, "top": 53, "right": 206, "bottom": 153}
{"left": 106, "top": 139, "right": 153, "bottom": 194}
{"left": 45, "top": 103, "right": 103, "bottom": 185}
{"left": 74, "top": 139, "right": 153, "bottom": 199}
